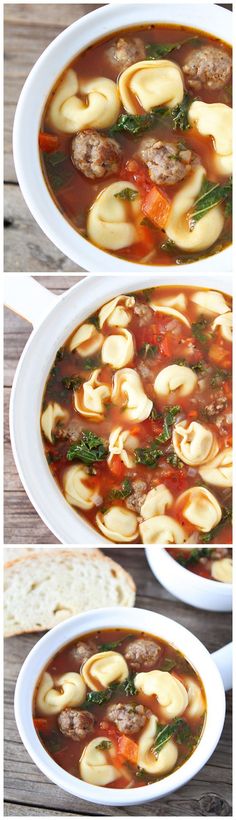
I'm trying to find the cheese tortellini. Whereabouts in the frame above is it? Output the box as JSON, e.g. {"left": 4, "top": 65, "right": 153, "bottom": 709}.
{"left": 172, "top": 420, "right": 218, "bottom": 466}
{"left": 212, "top": 311, "right": 232, "bottom": 343}
{"left": 36, "top": 671, "right": 86, "bottom": 715}
{"left": 150, "top": 302, "right": 190, "bottom": 328}
{"left": 87, "top": 181, "right": 140, "bottom": 251}
{"left": 48, "top": 69, "right": 120, "bottom": 133}
{"left": 41, "top": 402, "right": 68, "bottom": 443}
{"left": 108, "top": 427, "right": 138, "bottom": 468}
{"left": 199, "top": 448, "right": 232, "bottom": 488}
{"left": 140, "top": 515, "right": 187, "bottom": 545}
{"left": 74, "top": 369, "right": 111, "bottom": 421}
{"left": 69, "top": 323, "right": 103, "bottom": 356}
{"left": 112, "top": 368, "right": 153, "bottom": 422}
{"left": 63, "top": 465, "right": 99, "bottom": 510}
{"left": 82, "top": 651, "right": 128, "bottom": 690}
{"left": 191, "top": 290, "right": 230, "bottom": 316}
{"left": 154, "top": 364, "right": 197, "bottom": 398}
{"left": 119, "top": 60, "right": 184, "bottom": 114}
{"left": 101, "top": 328, "right": 134, "bottom": 369}
{"left": 141, "top": 485, "right": 173, "bottom": 519}
{"left": 156, "top": 293, "right": 187, "bottom": 311}
{"left": 80, "top": 737, "right": 119, "bottom": 786}
{"left": 165, "top": 165, "right": 224, "bottom": 251}
{"left": 138, "top": 715, "right": 178, "bottom": 775}
{"left": 135, "top": 671, "right": 188, "bottom": 719}
{"left": 183, "top": 677, "right": 205, "bottom": 720}
{"left": 96, "top": 506, "right": 139, "bottom": 543}
{"left": 211, "top": 557, "right": 232, "bottom": 584}
{"left": 188, "top": 101, "right": 232, "bottom": 175}
{"left": 176, "top": 487, "right": 222, "bottom": 532}
{"left": 99, "top": 295, "right": 135, "bottom": 329}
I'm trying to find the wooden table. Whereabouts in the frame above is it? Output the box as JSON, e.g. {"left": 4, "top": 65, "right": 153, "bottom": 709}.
{"left": 4, "top": 547, "right": 232, "bottom": 816}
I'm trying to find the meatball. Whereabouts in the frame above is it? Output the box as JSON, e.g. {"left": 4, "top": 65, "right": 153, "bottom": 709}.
{"left": 71, "top": 640, "right": 96, "bottom": 666}
{"left": 71, "top": 130, "right": 122, "bottom": 180}
{"left": 211, "top": 548, "right": 230, "bottom": 559}
{"left": 58, "top": 709, "right": 95, "bottom": 741}
{"left": 134, "top": 303, "right": 153, "bottom": 326}
{"left": 106, "top": 703, "right": 148, "bottom": 735}
{"left": 124, "top": 638, "right": 161, "bottom": 669}
{"left": 183, "top": 45, "right": 232, "bottom": 90}
{"left": 106, "top": 37, "right": 146, "bottom": 71}
{"left": 125, "top": 480, "right": 147, "bottom": 514}
{"left": 140, "top": 139, "right": 194, "bottom": 186}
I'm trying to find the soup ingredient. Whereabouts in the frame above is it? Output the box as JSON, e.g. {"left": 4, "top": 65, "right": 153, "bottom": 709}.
{"left": 109, "top": 478, "right": 133, "bottom": 500}
{"left": 124, "top": 639, "right": 161, "bottom": 669}
{"left": 135, "top": 440, "right": 163, "bottom": 467}
{"left": 58, "top": 708, "right": 95, "bottom": 740}
{"left": 71, "top": 129, "right": 122, "bottom": 180}
{"left": 140, "top": 139, "right": 194, "bottom": 186}
{"left": 125, "top": 479, "right": 147, "bottom": 513}
{"left": 38, "top": 132, "right": 59, "bottom": 152}
{"left": 71, "top": 640, "right": 97, "bottom": 666}
{"left": 107, "top": 37, "right": 145, "bottom": 70}
{"left": 36, "top": 671, "right": 86, "bottom": 715}
{"left": 165, "top": 165, "right": 225, "bottom": 252}
{"left": 211, "top": 557, "right": 232, "bottom": 583}
{"left": 106, "top": 702, "right": 148, "bottom": 735}
{"left": 119, "top": 60, "right": 184, "bottom": 114}
{"left": 145, "top": 36, "right": 201, "bottom": 60}
{"left": 115, "top": 187, "right": 139, "bottom": 201}
{"left": 66, "top": 431, "right": 108, "bottom": 464}
{"left": 200, "top": 505, "right": 232, "bottom": 543}
{"left": 152, "top": 717, "right": 190, "bottom": 753}
{"left": 182, "top": 45, "right": 232, "bottom": 90}
{"left": 142, "top": 185, "right": 171, "bottom": 229}
{"left": 189, "top": 178, "right": 232, "bottom": 227}
{"left": 135, "top": 671, "right": 188, "bottom": 719}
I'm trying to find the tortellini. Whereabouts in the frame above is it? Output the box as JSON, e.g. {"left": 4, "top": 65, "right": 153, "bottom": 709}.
{"left": 112, "top": 368, "right": 153, "bottom": 422}
{"left": 87, "top": 181, "right": 140, "bottom": 251}
{"left": 172, "top": 420, "right": 218, "bottom": 466}
{"left": 101, "top": 328, "right": 134, "bottom": 369}
{"left": 154, "top": 364, "right": 197, "bottom": 398}
{"left": 82, "top": 651, "right": 128, "bottom": 690}
{"left": 36, "top": 671, "right": 86, "bottom": 715}
{"left": 212, "top": 312, "right": 232, "bottom": 343}
{"left": 48, "top": 68, "right": 120, "bottom": 133}
{"left": 165, "top": 165, "right": 224, "bottom": 251}
{"left": 188, "top": 101, "right": 232, "bottom": 175}
{"left": 140, "top": 515, "right": 187, "bottom": 545}
{"left": 191, "top": 290, "right": 230, "bottom": 316}
{"left": 176, "top": 487, "right": 222, "bottom": 532}
{"left": 199, "top": 448, "right": 232, "bottom": 488}
{"left": 108, "top": 427, "right": 138, "bottom": 468}
{"left": 138, "top": 715, "right": 178, "bottom": 775}
{"left": 156, "top": 293, "right": 187, "bottom": 311}
{"left": 99, "top": 295, "right": 135, "bottom": 329}
{"left": 80, "top": 737, "right": 119, "bottom": 786}
{"left": 74, "top": 369, "right": 111, "bottom": 421}
{"left": 140, "top": 485, "right": 173, "bottom": 519}
{"left": 135, "top": 671, "right": 188, "bottom": 719}
{"left": 96, "top": 506, "right": 139, "bottom": 543}
{"left": 119, "top": 60, "right": 184, "bottom": 114}
{"left": 63, "top": 465, "right": 99, "bottom": 510}
{"left": 150, "top": 303, "right": 190, "bottom": 328}
{"left": 211, "top": 557, "right": 232, "bottom": 584}
{"left": 41, "top": 402, "right": 68, "bottom": 443}
{"left": 183, "top": 677, "right": 205, "bottom": 719}
{"left": 69, "top": 323, "right": 103, "bottom": 356}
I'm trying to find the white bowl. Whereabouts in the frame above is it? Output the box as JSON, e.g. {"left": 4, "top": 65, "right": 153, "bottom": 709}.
{"left": 13, "top": 3, "right": 232, "bottom": 272}
{"left": 14, "top": 606, "right": 228, "bottom": 806}
{"left": 6, "top": 273, "right": 232, "bottom": 546}
{"left": 146, "top": 548, "right": 232, "bottom": 611}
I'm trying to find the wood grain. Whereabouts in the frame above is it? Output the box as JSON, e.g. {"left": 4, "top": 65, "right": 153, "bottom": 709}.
{"left": 4, "top": 547, "right": 232, "bottom": 816}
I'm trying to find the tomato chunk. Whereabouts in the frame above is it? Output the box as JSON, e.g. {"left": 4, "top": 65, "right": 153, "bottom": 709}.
{"left": 39, "top": 132, "right": 59, "bottom": 152}
{"left": 142, "top": 185, "right": 171, "bottom": 229}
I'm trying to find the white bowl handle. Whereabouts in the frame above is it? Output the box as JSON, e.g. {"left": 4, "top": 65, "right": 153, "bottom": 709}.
{"left": 211, "top": 642, "right": 232, "bottom": 691}
{"left": 4, "top": 275, "right": 58, "bottom": 329}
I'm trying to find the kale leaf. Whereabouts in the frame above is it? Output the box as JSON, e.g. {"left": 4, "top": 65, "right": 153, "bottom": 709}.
{"left": 66, "top": 431, "right": 108, "bottom": 464}
{"left": 190, "top": 177, "right": 232, "bottom": 228}
{"left": 109, "top": 478, "right": 133, "bottom": 500}
{"left": 114, "top": 187, "right": 139, "bottom": 200}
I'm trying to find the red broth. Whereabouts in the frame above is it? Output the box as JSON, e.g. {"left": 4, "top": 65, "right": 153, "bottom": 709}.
{"left": 33, "top": 628, "right": 206, "bottom": 787}
{"left": 39, "top": 24, "right": 232, "bottom": 266}
{"left": 167, "top": 547, "right": 232, "bottom": 580}
{"left": 40, "top": 285, "right": 232, "bottom": 544}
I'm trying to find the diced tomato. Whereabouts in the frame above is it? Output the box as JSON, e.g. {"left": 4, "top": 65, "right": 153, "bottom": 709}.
{"left": 160, "top": 333, "right": 172, "bottom": 357}
{"left": 99, "top": 721, "right": 120, "bottom": 742}
{"left": 142, "top": 185, "right": 171, "bottom": 229}
{"left": 38, "top": 132, "right": 59, "bottom": 152}
{"left": 109, "top": 455, "right": 125, "bottom": 479}
{"left": 117, "top": 735, "right": 138, "bottom": 765}
{"left": 187, "top": 410, "right": 198, "bottom": 419}
{"left": 163, "top": 469, "right": 189, "bottom": 494}
{"left": 208, "top": 343, "right": 231, "bottom": 367}
{"left": 120, "top": 159, "right": 152, "bottom": 195}
{"left": 33, "top": 717, "right": 52, "bottom": 736}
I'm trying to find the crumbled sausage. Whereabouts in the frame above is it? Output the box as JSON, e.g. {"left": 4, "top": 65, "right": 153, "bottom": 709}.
{"left": 106, "top": 703, "right": 148, "bottom": 735}
{"left": 71, "top": 640, "right": 96, "bottom": 666}
{"left": 125, "top": 480, "right": 147, "bottom": 513}
{"left": 202, "top": 396, "right": 227, "bottom": 419}
{"left": 211, "top": 548, "right": 230, "bottom": 559}
{"left": 124, "top": 638, "right": 161, "bottom": 669}
{"left": 140, "top": 139, "right": 196, "bottom": 186}
{"left": 71, "top": 130, "right": 122, "bottom": 180}
{"left": 54, "top": 419, "right": 83, "bottom": 442}
{"left": 58, "top": 709, "right": 95, "bottom": 741}
{"left": 106, "top": 37, "right": 146, "bottom": 70}
{"left": 134, "top": 302, "right": 153, "bottom": 326}
{"left": 183, "top": 45, "right": 232, "bottom": 90}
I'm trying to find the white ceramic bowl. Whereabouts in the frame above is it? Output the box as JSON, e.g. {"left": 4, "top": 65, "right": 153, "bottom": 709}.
{"left": 6, "top": 273, "right": 232, "bottom": 546}
{"left": 146, "top": 548, "right": 232, "bottom": 611}
{"left": 14, "top": 606, "right": 229, "bottom": 806}
{"left": 13, "top": 3, "right": 232, "bottom": 272}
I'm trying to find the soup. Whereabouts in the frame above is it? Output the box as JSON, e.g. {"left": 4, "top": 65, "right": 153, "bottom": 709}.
{"left": 167, "top": 547, "right": 232, "bottom": 581}
{"left": 39, "top": 23, "right": 232, "bottom": 266}
{"left": 33, "top": 627, "right": 206, "bottom": 787}
{"left": 41, "top": 285, "right": 232, "bottom": 544}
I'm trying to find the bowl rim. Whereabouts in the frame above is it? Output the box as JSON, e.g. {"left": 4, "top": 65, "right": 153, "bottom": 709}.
{"left": 14, "top": 605, "right": 226, "bottom": 806}
{"left": 12, "top": 2, "right": 232, "bottom": 272}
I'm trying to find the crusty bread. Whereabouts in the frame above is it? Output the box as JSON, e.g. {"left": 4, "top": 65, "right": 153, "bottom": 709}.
{"left": 4, "top": 548, "right": 34, "bottom": 563}
{"left": 4, "top": 548, "right": 136, "bottom": 637}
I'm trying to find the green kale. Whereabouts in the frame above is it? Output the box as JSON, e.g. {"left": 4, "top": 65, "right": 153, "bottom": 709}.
{"left": 84, "top": 688, "right": 114, "bottom": 706}
{"left": 160, "top": 657, "right": 177, "bottom": 672}
{"left": 145, "top": 36, "right": 202, "bottom": 60}
{"left": 167, "top": 453, "right": 184, "bottom": 469}
{"left": 210, "top": 368, "right": 230, "bottom": 388}
{"left": 191, "top": 317, "right": 210, "bottom": 345}
{"left": 190, "top": 177, "right": 232, "bottom": 228}
{"left": 200, "top": 507, "right": 232, "bottom": 543}
{"left": 66, "top": 431, "right": 108, "bottom": 464}
{"left": 80, "top": 356, "right": 101, "bottom": 370}
{"left": 109, "top": 478, "right": 133, "bottom": 500}
{"left": 121, "top": 674, "right": 137, "bottom": 696}
{"left": 135, "top": 441, "right": 163, "bottom": 468}
{"left": 114, "top": 187, "right": 139, "bottom": 200}
{"left": 95, "top": 740, "right": 112, "bottom": 750}
{"left": 99, "top": 634, "right": 133, "bottom": 652}
{"left": 139, "top": 343, "right": 158, "bottom": 359}
{"left": 110, "top": 107, "right": 170, "bottom": 136}
{"left": 62, "top": 375, "right": 82, "bottom": 390}
{"left": 88, "top": 314, "right": 100, "bottom": 330}
{"left": 156, "top": 405, "right": 180, "bottom": 442}
{"left": 174, "top": 358, "right": 206, "bottom": 373}
{"left": 171, "top": 93, "right": 193, "bottom": 131}
{"left": 152, "top": 718, "right": 191, "bottom": 755}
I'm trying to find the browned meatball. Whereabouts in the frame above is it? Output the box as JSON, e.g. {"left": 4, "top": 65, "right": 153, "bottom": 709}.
{"left": 106, "top": 703, "right": 148, "bottom": 735}
{"left": 71, "top": 640, "right": 96, "bottom": 666}
{"left": 125, "top": 480, "right": 147, "bottom": 514}
{"left": 140, "top": 139, "right": 195, "bottom": 186}
{"left": 183, "top": 46, "right": 232, "bottom": 90}
{"left": 71, "top": 130, "right": 122, "bottom": 180}
{"left": 58, "top": 709, "right": 95, "bottom": 741}
{"left": 124, "top": 638, "right": 161, "bottom": 669}
{"left": 106, "top": 37, "right": 146, "bottom": 71}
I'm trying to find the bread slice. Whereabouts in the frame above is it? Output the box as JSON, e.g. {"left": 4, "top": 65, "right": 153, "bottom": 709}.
{"left": 4, "top": 548, "right": 136, "bottom": 637}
